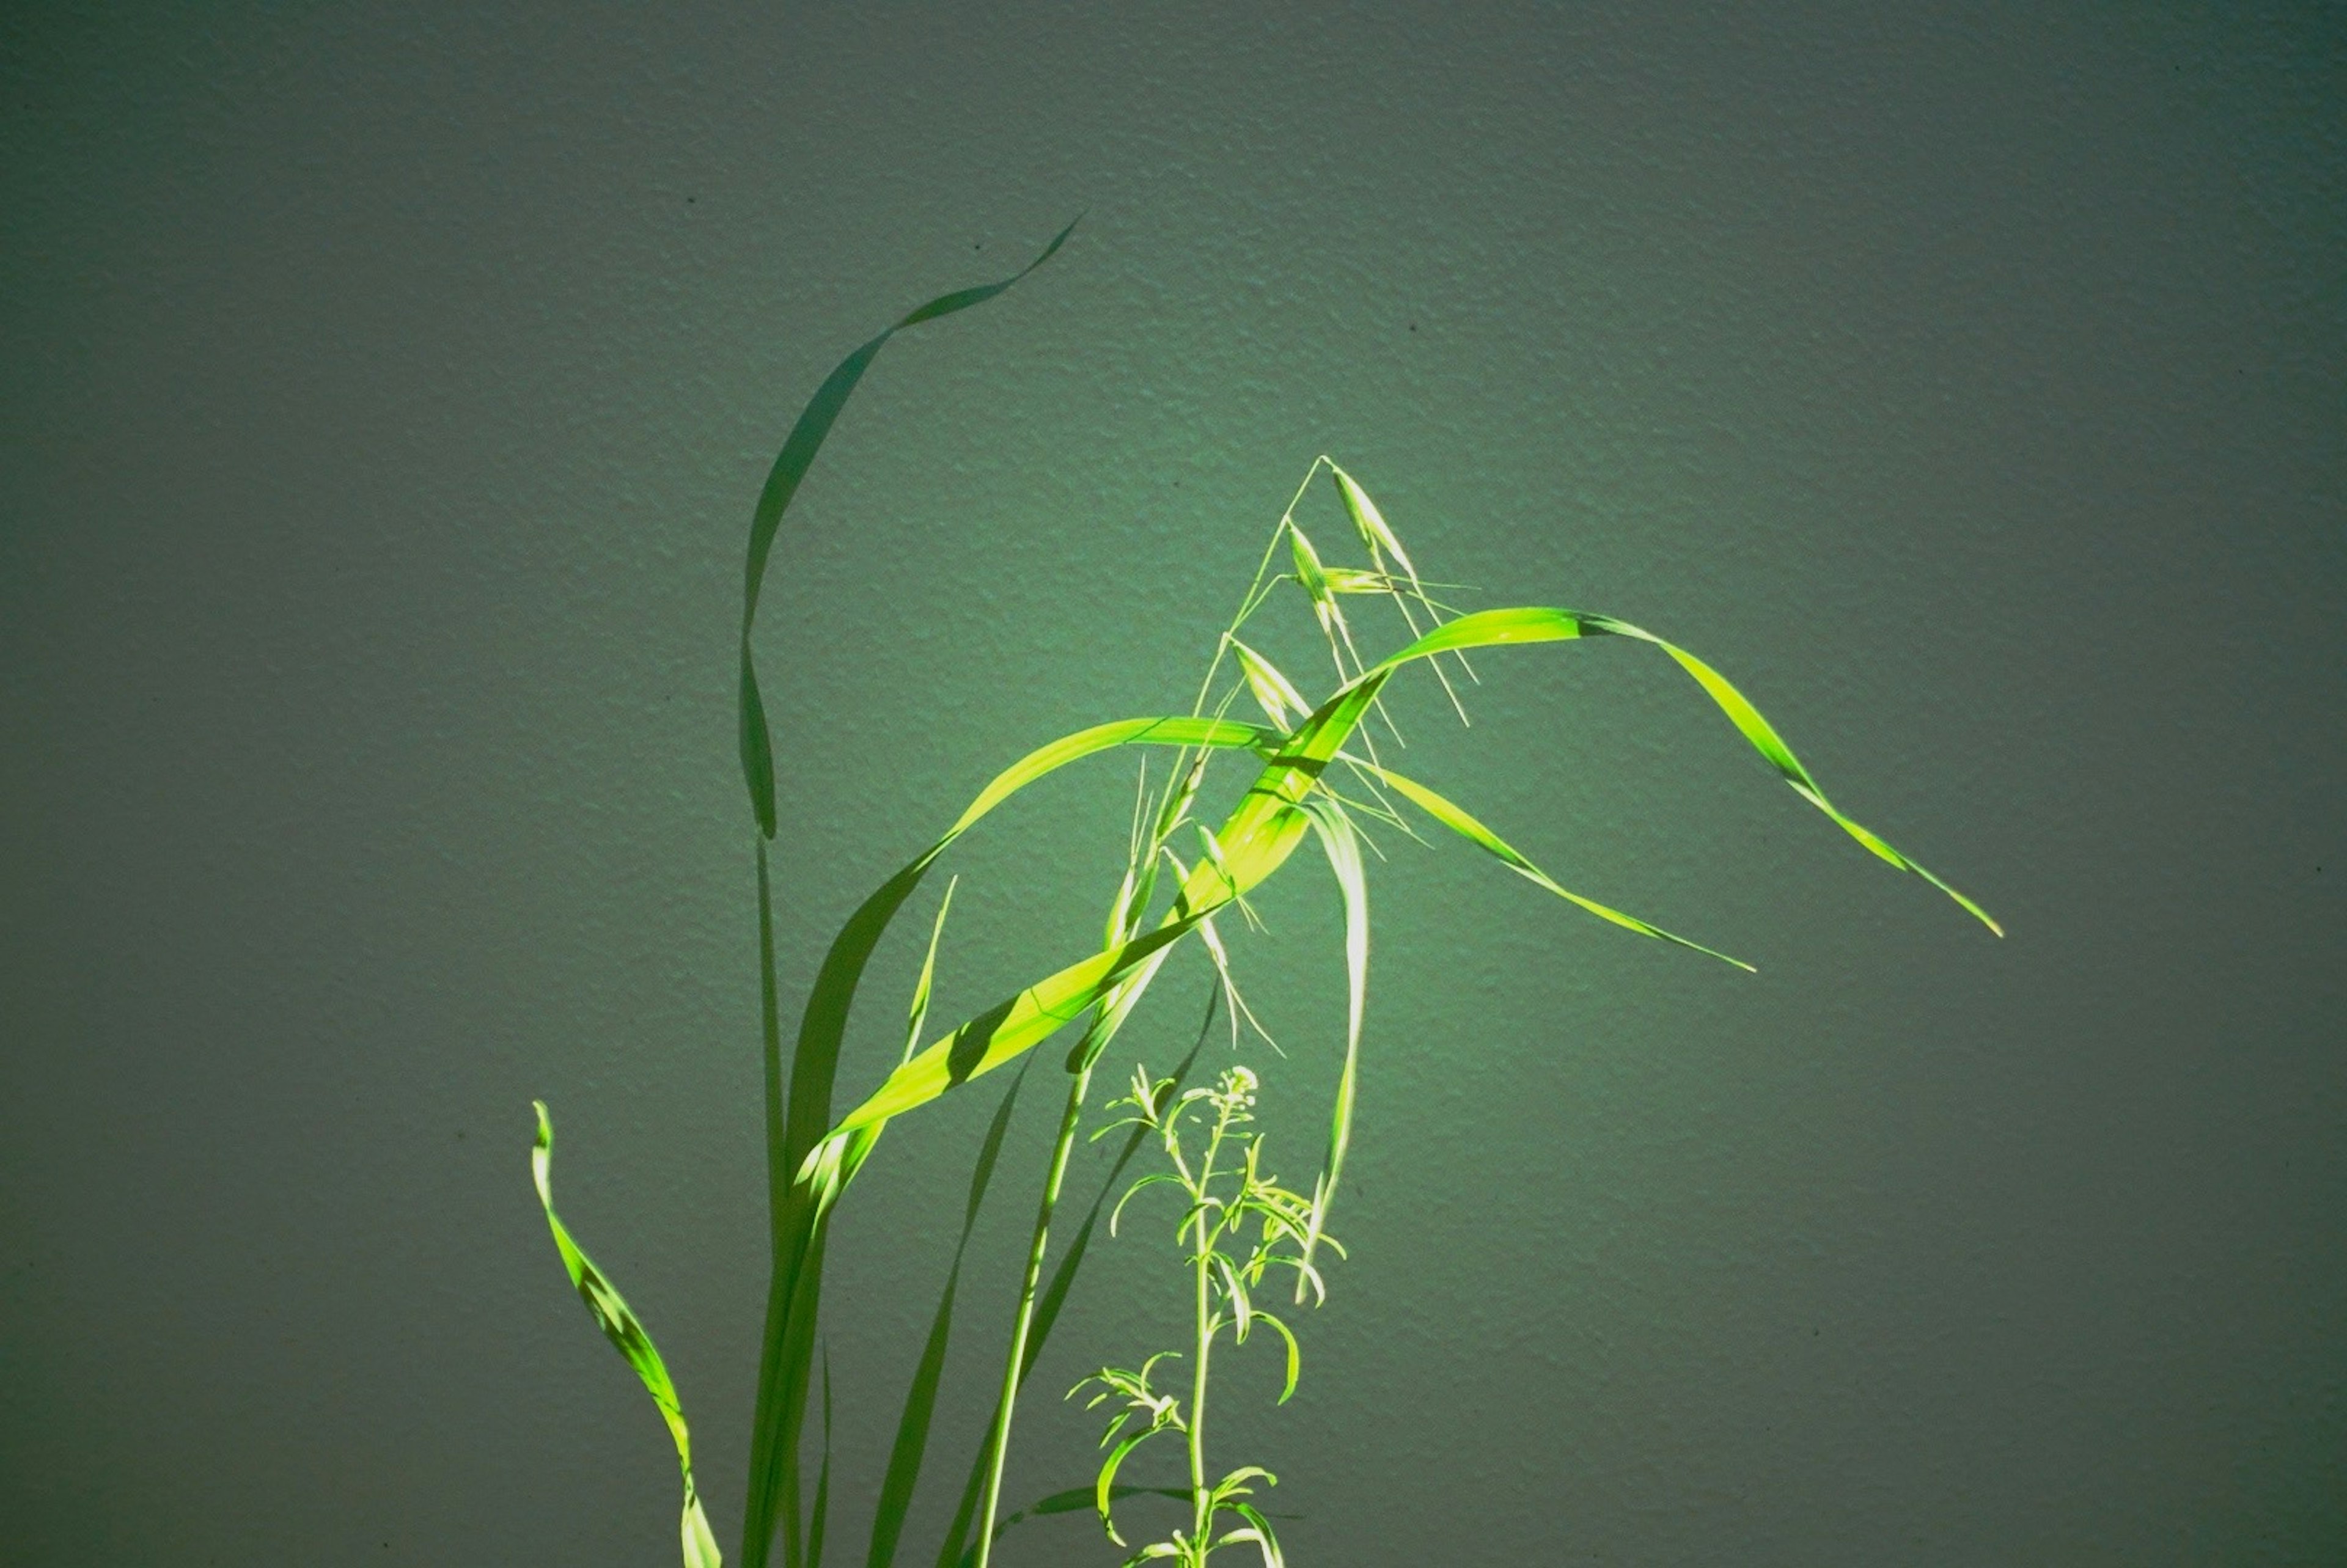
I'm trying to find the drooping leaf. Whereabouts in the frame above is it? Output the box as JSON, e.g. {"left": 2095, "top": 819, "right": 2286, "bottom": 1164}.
{"left": 1360, "top": 607, "right": 2001, "bottom": 932}
{"left": 737, "top": 218, "right": 1080, "bottom": 838}
{"left": 1343, "top": 757, "right": 1753, "bottom": 970}
{"left": 529, "top": 1102, "right": 722, "bottom": 1568}
{"left": 1291, "top": 794, "right": 1367, "bottom": 1292}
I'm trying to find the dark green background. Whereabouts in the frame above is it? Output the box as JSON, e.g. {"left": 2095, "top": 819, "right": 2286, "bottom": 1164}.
{"left": 3, "top": 4, "right": 2340, "bottom": 1563}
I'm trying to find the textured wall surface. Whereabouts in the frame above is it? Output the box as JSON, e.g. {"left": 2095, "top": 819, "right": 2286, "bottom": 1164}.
{"left": 2, "top": 3, "right": 2340, "bottom": 1563}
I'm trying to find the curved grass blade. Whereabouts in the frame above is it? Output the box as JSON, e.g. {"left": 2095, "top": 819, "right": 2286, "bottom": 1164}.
{"left": 1359, "top": 607, "right": 2002, "bottom": 934}
{"left": 529, "top": 1102, "right": 723, "bottom": 1568}
{"left": 865, "top": 1066, "right": 1029, "bottom": 1568}
{"left": 903, "top": 878, "right": 958, "bottom": 1066}
{"left": 1291, "top": 795, "right": 1366, "bottom": 1295}
{"left": 1342, "top": 757, "right": 1754, "bottom": 971}
{"left": 744, "top": 716, "right": 1270, "bottom": 1568}
{"left": 737, "top": 216, "right": 1080, "bottom": 837}
{"left": 823, "top": 667, "right": 1412, "bottom": 1162}
{"left": 1223, "top": 1500, "right": 1286, "bottom": 1568}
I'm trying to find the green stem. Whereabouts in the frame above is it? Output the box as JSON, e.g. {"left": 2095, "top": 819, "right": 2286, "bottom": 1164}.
{"left": 1185, "top": 1101, "right": 1232, "bottom": 1562}
{"left": 1188, "top": 1222, "right": 1213, "bottom": 1561}
{"left": 971, "top": 1063, "right": 1093, "bottom": 1568}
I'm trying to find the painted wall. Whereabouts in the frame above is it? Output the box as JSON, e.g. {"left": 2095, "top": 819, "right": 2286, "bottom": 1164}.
{"left": 3, "top": 3, "right": 2339, "bottom": 1562}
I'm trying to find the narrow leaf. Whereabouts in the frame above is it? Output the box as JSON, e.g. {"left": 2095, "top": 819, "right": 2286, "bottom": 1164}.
{"left": 1291, "top": 795, "right": 1367, "bottom": 1292}
{"left": 530, "top": 1102, "right": 722, "bottom": 1568}
{"left": 866, "top": 1067, "right": 1027, "bottom": 1568}
{"left": 1345, "top": 758, "right": 1752, "bottom": 970}
{"left": 736, "top": 216, "right": 1081, "bottom": 838}
{"left": 1361, "top": 607, "right": 2000, "bottom": 932}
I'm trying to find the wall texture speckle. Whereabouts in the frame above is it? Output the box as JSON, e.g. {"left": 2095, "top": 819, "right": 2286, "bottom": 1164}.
{"left": 2, "top": 3, "right": 2340, "bottom": 1563}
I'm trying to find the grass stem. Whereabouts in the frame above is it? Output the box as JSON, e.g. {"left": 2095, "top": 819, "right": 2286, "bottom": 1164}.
{"left": 971, "top": 1063, "right": 1093, "bottom": 1568}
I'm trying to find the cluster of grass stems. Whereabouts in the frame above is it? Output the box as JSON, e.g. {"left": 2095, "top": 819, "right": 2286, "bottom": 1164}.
{"left": 524, "top": 222, "right": 1997, "bottom": 1568}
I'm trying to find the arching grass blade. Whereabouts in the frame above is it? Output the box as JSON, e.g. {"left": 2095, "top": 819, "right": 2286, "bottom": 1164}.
{"left": 1359, "top": 607, "right": 2002, "bottom": 934}
{"left": 737, "top": 217, "right": 1080, "bottom": 837}
{"left": 1343, "top": 757, "right": 1753, "bottom": 970}
{"left": 1291, "top": 795, "right": 1366, "bottom": 1295}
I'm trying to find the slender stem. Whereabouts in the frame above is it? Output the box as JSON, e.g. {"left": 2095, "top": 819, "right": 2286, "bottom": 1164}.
{"left": 972, "top": 1063, "right": 1093, "bottom": 1568}
{"left": 1186, "top": 457, "right": 1328, "bottom": 724}
{"left": 1185, "top": 1099, "right": 1233, "bottom": 1561}
{"left": 1188, "top": 1216, "right": 1213, "bottom": 1560}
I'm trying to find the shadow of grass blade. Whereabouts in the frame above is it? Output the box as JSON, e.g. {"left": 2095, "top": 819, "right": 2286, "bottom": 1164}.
{"left": 1343, "top": 757, "right": 1753, "bottom": 970}
{"left": 867, "top": 1067, "right": 1029, "bottom": 1568}
{"left": 736, "top": 216, "right": 1079, "bottom": 838}
{"left": 529, "top": 1102, "right": 722, "bottom": 1568}
{"left": 743, "top": 717, "right": 1269, "bottom": 1568}
{"left": 1361, "top": 607, "right": 2002, "bottom": 934}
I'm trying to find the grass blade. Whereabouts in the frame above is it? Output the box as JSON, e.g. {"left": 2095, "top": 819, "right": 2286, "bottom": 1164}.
{"left": 808, "top": 1350, "right": 832, "bottom": 1568}
{"left": 1358, "top": 607, "right": 2002, "bottom": 933}
{"left": 1291, "top": 795, "right": 1366, "bottom": 1294}
{"left": 529, "top": 1102, "right": 723, "bottom": 1568}
{"left": 737, "top": 217, "right": 1080, "bottom": 837}
{"left": 1343, "top": 757, "right": 1754, "bottom": 970}
{"left": 866, "top": 1068, "right": 1029, "bottom": 1568}
{"left": 745, "top": 718, "right": 1269, "bottom": 1568}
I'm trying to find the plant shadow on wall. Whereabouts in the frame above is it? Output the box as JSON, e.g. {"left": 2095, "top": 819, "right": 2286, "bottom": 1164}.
{"left": 522, "top": 220, "right": 2001, "bottom": 1568}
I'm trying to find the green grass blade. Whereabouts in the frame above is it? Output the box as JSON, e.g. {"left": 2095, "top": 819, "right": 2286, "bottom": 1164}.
{"left": 821, "top": 687, "right": 1405, "bottom": 1157}
{"left": 530, "top": 1102, "right": 722, "bottom": 1568}
{"left": 808, "top": 1350, "right": 832, "bottom": 1568}
{"left": 736, "top": 217, "right": 1079, "bottom": 837}
{"left": 866, "top": 1068, "right": 1028, "bottom": 1568}
{"left": 903, "top": 878, "right": 958, "bottom": 1067}
{"left": 744, "top": 717, "right": 1269, "bottom": 1568}
{"left": 1291, "top": 795, "right": 1366, "bottom": 1292}
{"left": 1344, "top": 757, "right": 1754, "bottom": 970}
{"left": 1359, "top": 607, "right": 2001, "bottom": 933}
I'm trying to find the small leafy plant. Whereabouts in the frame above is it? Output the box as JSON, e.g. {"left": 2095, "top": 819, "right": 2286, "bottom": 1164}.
{"left": 1071, "top": 1061, "right": 1332, "bottom": 1567}
{"left": 521, "top": 222, "right": 1999, "bottom": 1568}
